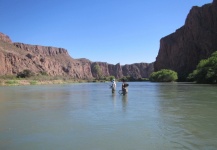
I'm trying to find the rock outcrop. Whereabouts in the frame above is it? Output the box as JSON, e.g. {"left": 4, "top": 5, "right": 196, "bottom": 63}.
{"left": 0, "top": 32, "right": 12, "bottom": 43}
{"left": 122, "top": 63, "right": 154, "bottom": 79}
{"left": 154, "top": 0, "right": 217, "bottom": 80}
{"left": 0, "top": 32, "right": 153, "bottom": 79}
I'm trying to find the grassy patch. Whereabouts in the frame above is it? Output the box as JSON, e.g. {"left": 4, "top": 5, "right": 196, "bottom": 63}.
{"left": 29, "top": 80, "right": 38, "bottom": 85}
{"left": 0, "top": 75, "right": 17, "bottom": 80}
{"left": 5, "top": 80, "right": 19, "bottom": 85}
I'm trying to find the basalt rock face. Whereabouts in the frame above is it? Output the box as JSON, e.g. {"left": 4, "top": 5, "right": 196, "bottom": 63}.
{"left": 155, "top": 0, "right": 217, "bottom": 80}
{"left": 0, "top": 32, "right": 153, "bottom": 79}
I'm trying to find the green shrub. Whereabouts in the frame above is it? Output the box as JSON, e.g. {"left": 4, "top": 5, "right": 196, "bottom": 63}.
{"left": 30, "top": 80, "right": 38, "bottom": 85}
{"left": 108, "top": 76, "right": 115, "bottom": 81}
{"left": 187, "top": 51, "right": 217, "bottom": 84}
{"left": 149, "top": 69, "right": 178, "bottom": 82}
{"left": 138, "top": 78, "right": 149, "bottom": 81}
{"left": 5, "top": 80, "right": 19, "bottom": 85}
{"left": 120, "top": 76, "right": 130, "bottom": 81}
{"left": 17, "top": 69, "right": 34, "bottom": 78}
{"left": 92, "top": 64, "right": 102, "bottom": 79}
{"left": 0, "top": 75, "right": 17, "bottom": 79}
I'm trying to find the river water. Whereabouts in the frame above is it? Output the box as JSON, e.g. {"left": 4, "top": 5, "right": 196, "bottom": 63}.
{"left": 0, "top": 82, "right": 217, "bottom": 150}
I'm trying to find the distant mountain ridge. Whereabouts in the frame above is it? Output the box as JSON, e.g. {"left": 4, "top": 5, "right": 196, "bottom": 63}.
{"left": 154, "top": 0, "right": 217, "bottom": 80}
{"left": 0, "top": 32, "right": 154, "bottom": 79}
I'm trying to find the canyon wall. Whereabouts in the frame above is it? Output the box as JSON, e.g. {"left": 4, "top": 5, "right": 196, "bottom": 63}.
{"left": 0, "top": 32, "right": 153, "bottom": 79}
{"left": 154, "top": 0, "right": 217, "bottom": 80}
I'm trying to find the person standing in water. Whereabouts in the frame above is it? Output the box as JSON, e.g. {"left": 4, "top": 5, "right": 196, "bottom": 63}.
{"left": 111, "top": 79, "right": 116, "bottom": 93}
{"left": 121, "top": 79, "right": 128, "bottom": 95}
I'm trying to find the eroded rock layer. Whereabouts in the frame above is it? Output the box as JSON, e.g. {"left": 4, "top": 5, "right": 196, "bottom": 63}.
{"left": 0, "top": 32, "right": 153, "bottom": 79}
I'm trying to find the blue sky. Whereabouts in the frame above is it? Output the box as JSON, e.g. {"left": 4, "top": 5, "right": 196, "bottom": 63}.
{"left": 0, "top": 0, "right": 213, "bottom": 65}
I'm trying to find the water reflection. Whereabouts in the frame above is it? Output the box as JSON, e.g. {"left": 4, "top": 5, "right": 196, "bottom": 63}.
{"left": 122, "top": 95, "right": 128, "bottom": 111}
{"left": 110, "top": 91, "right": 128, "bottom": 112}
{"left": 111, "top": 92, "right": 116, "bottom": 109}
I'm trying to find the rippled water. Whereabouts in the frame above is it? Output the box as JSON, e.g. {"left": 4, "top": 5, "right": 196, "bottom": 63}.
{"left": 0, "top": 82, "right": 217, "bottom": 150}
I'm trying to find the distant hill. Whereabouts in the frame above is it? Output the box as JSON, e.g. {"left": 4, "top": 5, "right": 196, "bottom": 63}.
{"left": 0, "top": 32, "right": 154, "bottom": 79}
{"left": 155, "top": 0, "right": 217, "bottom": 80}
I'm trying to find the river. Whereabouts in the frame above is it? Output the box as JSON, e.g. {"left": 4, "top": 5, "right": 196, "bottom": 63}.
{"left": 0, "top": 82, "right": 217, "bottom": 150}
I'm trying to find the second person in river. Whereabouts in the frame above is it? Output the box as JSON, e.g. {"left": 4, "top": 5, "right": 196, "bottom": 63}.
{"left": 111, "top": 79, "right": 116, "bottom": 93}
{"left": 122, "top": 79, "right": 128, "bottom": 95}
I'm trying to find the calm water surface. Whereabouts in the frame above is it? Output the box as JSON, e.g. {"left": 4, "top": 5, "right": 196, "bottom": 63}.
{"left": 0, "top": 82, "right": 217, "bottom": 150}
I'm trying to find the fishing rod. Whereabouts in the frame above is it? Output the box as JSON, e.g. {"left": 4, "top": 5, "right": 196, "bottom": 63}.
{"left": 105, "top": 81, "right": 112, "bottom": 88}
{"left": 118, "top": 90, "right": 123, "bottom": 95}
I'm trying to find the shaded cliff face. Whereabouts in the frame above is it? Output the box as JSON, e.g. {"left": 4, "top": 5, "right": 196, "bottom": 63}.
{"left": 0, "top": 32, "right": 153, "bottom": 79}
{"left": 122, "top": 63, "right": 154, "bottom": 79}
{"left": 155, "top": 0, "right": 217, "bottom": 80}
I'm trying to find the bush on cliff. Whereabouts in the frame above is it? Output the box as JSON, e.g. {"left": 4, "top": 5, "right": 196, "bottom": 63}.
{"left": 105, "top": 76, "right": 115, "bottom": 81}
{"left": 187, "top": 51, "right": 217, "bottom": 84}
{"left": 17, "top": 69, "right": 34, "bottom": 78}
{"left": 92, "top": 64, "right": 102, "bottom": 79}
{"left": 120, "top": 76, "right": 130, "bottom": 81}
{"left": 149, "top": 69, "right": 178, "bottom": 82}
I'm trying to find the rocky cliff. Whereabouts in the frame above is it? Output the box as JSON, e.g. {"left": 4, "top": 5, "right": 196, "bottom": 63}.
{"left": 0, "top": 32, "right": 12, "bottom": 43}
{"left": 0, "top": 32, "right": 153, "bottom": 79}
{"left": 154, "top": 0, "right": 217, "bottom": 80}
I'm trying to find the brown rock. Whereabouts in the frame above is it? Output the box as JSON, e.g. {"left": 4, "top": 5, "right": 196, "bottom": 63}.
{"left": 0, "top": 32, "right": 153, "bottom": 79}
{"left": 122, "top": 63, "right": 154, "bottom": 79}
{"left": 154, "top": 0, "right": 217, "bottom": 80}
{"left": 0, "top": 32, "right": 12, "bottom": 43}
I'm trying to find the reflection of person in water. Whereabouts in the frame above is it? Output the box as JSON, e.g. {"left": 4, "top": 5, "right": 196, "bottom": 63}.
{"left": 111, "top": 79, "right": 116, "bottom": 93}
{"left": 121, "top": 79, "right": 128, "bottom": 95}
{"left": 122, "top": 94, "right": 128, "bottom": 111}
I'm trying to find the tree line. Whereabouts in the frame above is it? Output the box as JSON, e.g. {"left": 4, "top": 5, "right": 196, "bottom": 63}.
{"left": 4, "top": 51, "right": 216, "bottom": 84}
{"left": 150, "top": 51, "right": 217, "bottom": 84}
